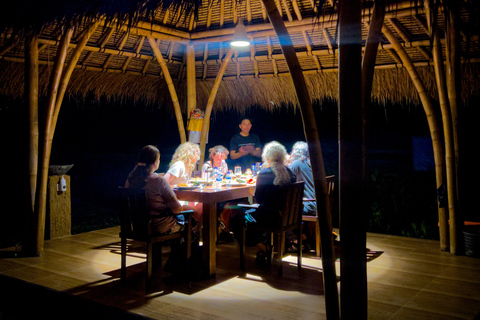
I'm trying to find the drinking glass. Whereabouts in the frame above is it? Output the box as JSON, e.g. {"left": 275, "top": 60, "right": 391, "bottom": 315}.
{"left": 234, "top": 166, "right": 242, "bottom": 178}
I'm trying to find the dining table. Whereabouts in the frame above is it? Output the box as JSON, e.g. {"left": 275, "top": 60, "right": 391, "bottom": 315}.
{"left": 174, "top": 184, "right": 256, "bottom": 277}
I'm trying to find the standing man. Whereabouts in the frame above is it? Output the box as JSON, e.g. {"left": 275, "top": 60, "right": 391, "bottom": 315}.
{"left": 229, "top": 117, "right": 262, "bottom": 171}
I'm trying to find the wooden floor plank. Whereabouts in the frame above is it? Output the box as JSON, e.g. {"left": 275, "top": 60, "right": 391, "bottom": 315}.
{"left": 0, "top": 227, "right": 479, "bottom": 320}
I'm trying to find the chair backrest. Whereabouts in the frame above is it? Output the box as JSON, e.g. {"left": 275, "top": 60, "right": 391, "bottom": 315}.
{"left": 118, "top": 187, "right": 150, "bottom": 239}
{"left": 326, "top": 175, "right": 335, "bottom": 213}
{"left": 279, "top": 181, "right": 305, "bottom": 228}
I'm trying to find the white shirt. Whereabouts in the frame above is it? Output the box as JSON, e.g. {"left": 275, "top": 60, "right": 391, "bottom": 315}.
{"left": 167, "top": 161, "right": 191, "bottom": 185}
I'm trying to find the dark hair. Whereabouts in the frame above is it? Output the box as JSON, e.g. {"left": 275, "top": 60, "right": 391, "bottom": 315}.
{"left": 239, "top": 116, "right": 253, "bottom": 125}
{"left": 126, "top": 145, "right": 160, "bottom": 189}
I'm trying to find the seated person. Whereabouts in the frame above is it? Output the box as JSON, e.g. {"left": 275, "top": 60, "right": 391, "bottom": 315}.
{"left": 230, "top": 141, "right": 296, "bottom": 265}
{"left": 202, "top": 145, "right": 229, "bottom": 178}
{"left": 163, "top": 142, "right": 203, "bottom": 225}
{"left": 229, "top": 117, "right": 262, "bottom": 171}
{"left": 164, "top": 142, "right": 201, "bottom": 186}
{"left": 124, "top": 145, "right": 199, "bottom": 237}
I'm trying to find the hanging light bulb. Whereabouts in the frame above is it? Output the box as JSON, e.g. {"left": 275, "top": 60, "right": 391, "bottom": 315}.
{"left": 230, "top": 18, "right": 250, "bottom": 47}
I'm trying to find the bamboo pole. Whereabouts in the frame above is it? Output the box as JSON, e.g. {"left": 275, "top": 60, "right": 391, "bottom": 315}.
{"left": 186, "top": 42, "right": 197, "bottom": 117}
{"left": 260, "top": 0, "right": 339, "bottom": 319}
{"left": 148, "top": 36, "right": 187, "bottom": 143}
{"left": 23, "top": 34, "right": 39, "bottom": 255}
{"left": 198, "top": 48, "right": 234, "bottom": 168}
{"left": 362, "top": 0, "right": 386, "bottom": 176}
{"left": 34, "top": 28, "right": 73, "bottom": 256}
{"left": 445, "top": 2, "right": 463, "bottom": 248}
{"left": 382, "top": 24, "right": 448, "bottom": 251}
{"left": 430, "top": 16, "right": 458, "bottom": 254}
{"left": 339, "top": 0, "right": 367, "bottom": 318}
{"left": 52, "top": 22, "right": 99, "bottom": 137}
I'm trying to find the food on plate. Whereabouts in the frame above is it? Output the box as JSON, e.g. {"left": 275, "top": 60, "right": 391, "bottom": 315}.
{"left": 178, "top": 183, "right": 189, "bottom": 187}
{"left": 236, "top": 178, "right": 246, "bottom": 184}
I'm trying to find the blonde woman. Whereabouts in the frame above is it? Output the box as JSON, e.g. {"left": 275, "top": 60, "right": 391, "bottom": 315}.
{"left": 164, "top": 142, "right": 203, "bottom": 224}
{"left": 164, "top": 142, "right": 201, "bottom": 186}
{"left": 230, "top": 141, "right": 296, "bottom": 264}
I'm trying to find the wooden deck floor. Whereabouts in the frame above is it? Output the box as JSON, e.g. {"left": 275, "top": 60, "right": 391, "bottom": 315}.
{"left": 0, "top": 227, "right": 479, "bottom": 320}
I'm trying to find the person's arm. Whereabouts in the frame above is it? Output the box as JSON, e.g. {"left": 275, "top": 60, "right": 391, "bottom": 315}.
{"left": 163, "top": 172, "right": 176, "bottom": 184}
{"left": 252, "top": 147, "right": 262, "bottom": 157}
{"left": 230, "top": 147, "right": 247, "bottom": 160}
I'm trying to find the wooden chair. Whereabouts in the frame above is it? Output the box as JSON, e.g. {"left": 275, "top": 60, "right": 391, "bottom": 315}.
{"left": 239, "top": 182, "right": 304, "bottom": 276}
{"left": 118, "top": 187, "right": 193, "bottom": 288}
{"left": 302, "top": 175, "right": 335, "bottom": 257}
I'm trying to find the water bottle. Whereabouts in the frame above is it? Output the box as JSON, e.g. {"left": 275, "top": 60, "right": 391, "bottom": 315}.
{"left": 214, "top": 167, "right": 222, "bottom": 182}
{"left": 251, "top": 164, "right": 257, "bottom": 177}
{"left": 225, "top": 170, "right": 232, "bottom": 187}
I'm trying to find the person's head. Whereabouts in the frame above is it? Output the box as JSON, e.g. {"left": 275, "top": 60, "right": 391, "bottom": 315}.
{"left": 127, "top": 145, "right": 160, "bottom": 189}
{"left": 208, "top": 145, "right": 229, "bottom": 165}
{"left": 289, "top": 141, "right": 310, "bottom": 163}
{"left": 170, "top": 142, "right": 201, "bottom": 170}
{"left": 262, "top": 141, "right": 290, "bottom": 186}
{"left": 238, "top": 117, "right": 253, "bottom": 136}
{"left": 136, "top": 145, "right": 160, "bottom": 169}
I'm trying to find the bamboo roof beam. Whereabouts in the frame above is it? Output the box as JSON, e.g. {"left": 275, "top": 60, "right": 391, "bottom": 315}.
{"left": 163, "top": 8, "right": 171, "bottom": 25}
{"left": 417, "top": 46, "right": 432, "bottom": 61}
{"left": 303, "top": 30, "right": 322, "bottom": 71}
{"left": 99, "top": 26, "right": 115, "bottom": 48}
{"left": 413, "top": 14, "right": 429, "bottom": 35}
{"left": 281, "top": 0, "right": 294, "bottom": 22}
{"left": 148, "top": 36, "right": 186, "bottom": 143}
{"left": 247, "top": 0, "right": 253, "bottom": 23}
{"left": 220, "top": 0, "right": 225, "bottom": 27}
{"left": 233, "top": 0, "right": 238, "bottom": 25}
{"left": 206, "top": 1, "right": 213, "bottom": 29}
{"left": 261, "top": 1, "right": 268, "bottom": 21}
{"left": 274, "top": 0, "right": 283, "bottom": 16}
{"left": 117, "top": 32, "right": 128, "bottom": 50}
{"left": 190, "top": 5, "right": 421, "bottom": 41}
{"left": 291, "top": 0, "right": 303, "bottom": 21}
{"left": 388, "top": 17, "right": 411, "bottom": 44}
{"left": 189, "top": 14, "right": 196, "bottom": 31}
{"left": 167, "top": 42, "right": 175, "bottom": 62}
{"left": 323, "top": 28, "right": 336, "bottom": 54}
{"left": 203, "top": 43, "right": 209, "bottom": 80}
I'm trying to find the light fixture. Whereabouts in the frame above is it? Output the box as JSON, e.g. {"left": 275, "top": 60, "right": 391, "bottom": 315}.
{"left": 230, "top": 18, "right": 250, "bottom": 47}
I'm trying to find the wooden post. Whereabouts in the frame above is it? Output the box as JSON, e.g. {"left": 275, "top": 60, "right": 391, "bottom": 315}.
{"left": 261, "top": 0, "right": 339, "bottom": 319}
{"left": 199, "top": 48, "right": 234, "bottom": 169}
{"left": 362, "top": 0, "right": 386, "bottom": 176}
{"left": 23, "top": 34, "right": 39, "bottom": 255}
{"left": 148, "top": 36, "right": 187, "bottom": 143}
{"left": 431, "top": 20, "right": 458, "bottom": 254}
{"left": 186, "top": 42, "right": 197, "bottom": 118}
{"left": 34, "top": 28, "right": 73, "bottom": 256}
{"left": 338, "top": 0, "right": 367, "bottom": 319}
{"left": 444, "top": 1, "right": 464, "bottom": 252}
{"left": 382, "top": 25, "right": 448, "bottom": 251}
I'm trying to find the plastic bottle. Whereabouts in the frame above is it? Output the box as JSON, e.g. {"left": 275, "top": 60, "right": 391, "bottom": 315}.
{"left": 214, "top": 167, "right": 222, "bottom": 182}
{"left": 251, "top": 164, "right": 257, "bottom": 177}
{"left": 225, "top": 170, "right": 232, "bottom": 187}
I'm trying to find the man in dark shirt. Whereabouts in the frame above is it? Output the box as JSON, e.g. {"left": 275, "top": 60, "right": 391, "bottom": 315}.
{"left": 229, "top": 117, "right": 262, "bottom": 171}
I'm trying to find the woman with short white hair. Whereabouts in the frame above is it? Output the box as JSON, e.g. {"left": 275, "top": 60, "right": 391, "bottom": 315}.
{"left": 231, "top": 141, "right": 296, "bottom": 265}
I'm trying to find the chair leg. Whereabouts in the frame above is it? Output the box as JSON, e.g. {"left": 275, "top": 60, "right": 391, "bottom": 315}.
{"left": 146, "top": 242, "right": 153, "bottom": 289}
{"left": 277, "top": 232, "right": 285, "bottom": 276}
{"left": 240, "top": 226, "right": 246, "bottom": 270}
{"left": 297, "top": 226, "right": 302, "bottom": 269}
{"left": 121, "top": 237, "right": 127, "bottom": 282}
{"left": 315, "top": 220, "right": 321, "bottom": 257}
{"left": 186, "top": 218, "right": 192, "bottom": 260}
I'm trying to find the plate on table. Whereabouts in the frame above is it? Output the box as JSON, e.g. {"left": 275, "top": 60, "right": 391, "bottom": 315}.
{"left": 222, "top": 182, "right": 247, "bottom": 187}
{"left": 176, "top": 186, "right": 198, "bottom": 191}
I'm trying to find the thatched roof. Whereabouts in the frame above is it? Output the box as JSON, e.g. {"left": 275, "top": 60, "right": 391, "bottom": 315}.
{"left": 1, "top": 0, "right": 480, "bottom": 111}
